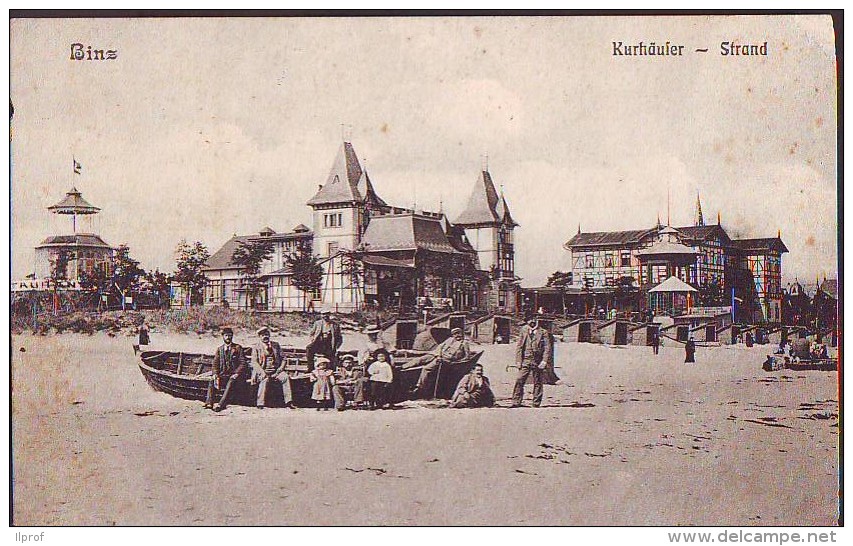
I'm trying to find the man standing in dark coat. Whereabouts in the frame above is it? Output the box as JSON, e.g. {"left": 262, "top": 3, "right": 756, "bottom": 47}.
{"left": 206, "top": 326, "right": 248, "bottom": 412}
{"left": 306, "top": 311, "right": 343, "bottom": 371}
{"left": 512, "top": 317, "right": 551, "bottom": 407}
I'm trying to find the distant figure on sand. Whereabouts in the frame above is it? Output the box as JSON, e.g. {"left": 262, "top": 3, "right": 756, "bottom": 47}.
{"left": 411, "top": 327, "right": 471, "bottom": 396}
{"left": 311, "top": 357, "right": 335, "bottom": 411}
{"left": 685, "top": 335, "right": 696, "bottom": 363}
{"left": 206, "top": 327, "right": 248, "bottom": 412}
{"left": 651, "top": 329, "right": 660, "bottom": 355}
{"left": 512, "top": 317, "right": 551, "bottom": 408}
{"left": 138, "top": 320, "right": 150, "bottom": 346}
{"left": 252, "top": 327, "right": 293, "bottom": 409}
{"left": 306, "top": 311, "right": 343, "bottom": 371}
{"left": 450, "top": 363, "right": 494, "bottom": 408}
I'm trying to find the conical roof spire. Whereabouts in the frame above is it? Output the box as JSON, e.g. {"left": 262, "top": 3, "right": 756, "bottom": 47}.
{"left": 695, "top": 191, "right": 705, "bottom": 226}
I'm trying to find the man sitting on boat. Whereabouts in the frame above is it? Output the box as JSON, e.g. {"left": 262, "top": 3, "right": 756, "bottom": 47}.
{"left": 450, "top": 363, "right": 494, "bottom": 408}
{"left": 408, "top": 327, "right": 471, "bottom": 397}
{"left": 206, "top": 326, "right": 248, "bottom": 412}
{"left": 251, "top": 327, "right": 293, "bottom": 409}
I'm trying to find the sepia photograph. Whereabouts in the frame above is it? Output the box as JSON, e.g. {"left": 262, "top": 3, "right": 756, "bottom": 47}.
{"left": 8, "top": 12, "right": 841, "bottom": 528}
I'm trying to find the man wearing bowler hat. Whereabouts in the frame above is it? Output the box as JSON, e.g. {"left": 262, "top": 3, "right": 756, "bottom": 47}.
{"left": 251, "top": 326, "right": 293, "bottom": 409}
{"left": 206, "top": 326, "right": 248, "bottom": 412}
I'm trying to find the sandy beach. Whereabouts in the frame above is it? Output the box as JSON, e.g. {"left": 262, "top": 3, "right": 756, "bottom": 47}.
{"left": 11, "top": 331, "right": 838, "bottom": 526}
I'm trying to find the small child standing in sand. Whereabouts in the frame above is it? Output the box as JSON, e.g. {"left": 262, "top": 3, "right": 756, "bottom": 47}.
{"left": 367, "top": 349, "right": 394, "bottom": 409}
{"left": 311, "top": 357, "right": 336, "bottom": 410}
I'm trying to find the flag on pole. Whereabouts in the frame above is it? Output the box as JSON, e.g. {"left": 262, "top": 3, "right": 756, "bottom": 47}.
{"left": 73, "top": 157, "right": 82, "bottom": 175}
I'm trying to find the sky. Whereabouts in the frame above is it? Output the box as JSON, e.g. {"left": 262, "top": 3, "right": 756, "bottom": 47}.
{"left": 10, "top": 15, "right": 838, "bottom": 286}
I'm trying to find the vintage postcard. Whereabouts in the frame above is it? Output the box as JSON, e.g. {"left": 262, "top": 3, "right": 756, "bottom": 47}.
{"left": 8, "top": 12, "right": 840, "bottom": 529}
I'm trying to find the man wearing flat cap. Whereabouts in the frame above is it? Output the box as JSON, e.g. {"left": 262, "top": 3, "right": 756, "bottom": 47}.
{"left": 251, "top": 326, "right": 293, "bottom": 409}
{"left": 412, "top": 327, "right": 471, "bottom": 397}
{"left": 206, "top": 326, "right": 247, "bottom": 412}
{"left": 306, "top": 311, "right": 343, "bottom": 371}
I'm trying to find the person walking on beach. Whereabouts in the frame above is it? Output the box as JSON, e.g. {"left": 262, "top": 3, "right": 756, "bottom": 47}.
{"left": 206, "top": 326, "right": 248, "bottom": 412}
{"left": 512, "top": 317, "right": 550, "bottom": 408}
{"left": 684, "top": 335, "right": 696, "bottom": 364}
{"left": 306, "top": 311, "right": 343, "bottom": 371}
{"left": 252, "top": 327, "right": 293, "bottom": 409}
{"left": 651, "top": 328, "right": 660, "bottom": 355}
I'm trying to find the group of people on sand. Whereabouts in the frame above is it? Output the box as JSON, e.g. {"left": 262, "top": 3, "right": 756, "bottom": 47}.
{"left": 202, "top": 312, "right": 558, "bottom": 412}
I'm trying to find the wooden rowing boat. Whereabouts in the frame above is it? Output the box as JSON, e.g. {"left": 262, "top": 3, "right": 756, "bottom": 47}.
{"left": 138, "top": 347, "right": 483, "bottom": 407}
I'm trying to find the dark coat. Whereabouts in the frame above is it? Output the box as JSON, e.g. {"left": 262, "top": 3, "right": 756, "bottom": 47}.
{"left": 516, "top": 325, "right": 550, "bottom": 367}
{"left": 212, "top": 343, "right": 248, "bottom": 380}
{"left": 308, "top": 319, "right": 343, "bottom": 351}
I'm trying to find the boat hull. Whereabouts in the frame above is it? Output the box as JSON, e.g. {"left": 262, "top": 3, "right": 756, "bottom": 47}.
{"left": 138, "top": 349, "right": 483, "bottom": 407}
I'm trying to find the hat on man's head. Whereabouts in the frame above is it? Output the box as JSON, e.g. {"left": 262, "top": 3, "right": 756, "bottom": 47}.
{"left": 256, "top": 326, "right": 271, "bottom": 336}
{"left": 315, "top": 356, "right": 331, "bottom": 365}
{"left": 363, "top": 325, "right": 381, "bottom": 335}
{"left": 451, "top": 327, "right": 463, "bottom": 335}
{"left": 322, "top": 310, "right": 332, "bottom": 316}
{"left": 221, "top": 326, "right": 234, "bottom": 335}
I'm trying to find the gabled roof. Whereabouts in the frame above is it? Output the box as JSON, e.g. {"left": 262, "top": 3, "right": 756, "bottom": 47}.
{"left": 37, "top": 234, "right": 112, "bottom": 249}
{"left": 564, "top": 228, "right": 658, "bottom": 249}
{"left": 648, "top": 276, "right": 698, "bottom": 293}
{"left": 676, "top": 224, "right": 732, "bottom": 244}
{"left": 454, "top": 170, "right": 516, "bottom": 226}
{"left": 203, "top": 235, "right": 252, "bottom": 271}
{"left": 361, "top": 214, "right": 464, "bottom": 254}
{"left": 731, "top": 237, "right": 789, "bottom": 254}
{"left": 307, "top": 142, "right": 386, "bottom": 207}
{"left": 292, "top": 223, "right": 310, "bottom": 233}
{"left": 48, "top": 187, "right": 100, "bottom": 215}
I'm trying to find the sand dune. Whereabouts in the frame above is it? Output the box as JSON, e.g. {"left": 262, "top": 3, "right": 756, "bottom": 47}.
{"left": 11, "top": 331, "right": 838, "bottom": 526}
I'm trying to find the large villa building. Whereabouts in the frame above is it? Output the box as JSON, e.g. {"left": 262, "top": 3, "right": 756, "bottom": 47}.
{"left": 564, "top": 203, "right": 788, "bottom": 323}
{"left": 201, "top": 141, "right": 520, "bottom": 314}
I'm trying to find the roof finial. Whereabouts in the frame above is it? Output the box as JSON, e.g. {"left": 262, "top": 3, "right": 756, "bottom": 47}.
{"left": 577, "top": 223, "right": 581, "bottom": 235}
{"left": 717, "top": 211, "right": 721, "bottom": 226}
{"left": 777, "top": 228, "right": 781, "bottom": 239}
{"left": 439, "top": 195, "right": 444, "bottom": 214}
{"left": 656, "top": 212, "right": 662, "bottom": 229}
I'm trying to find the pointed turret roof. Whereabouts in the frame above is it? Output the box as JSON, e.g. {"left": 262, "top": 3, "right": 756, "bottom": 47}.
{"left": 495, "top": 193, "right": 518, "bottom": 227}
{"left": 307, "top": 141, "right": 386, "bottom": 207}
{"left": 454, "top": 170, "right": 516, "bottom": 227}
{"left": 48, "top": 187, "right": 100, "bottom": 215}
